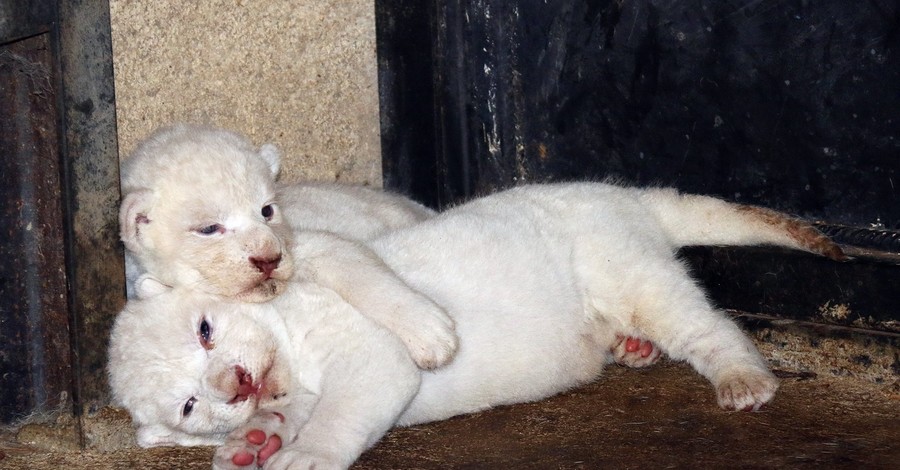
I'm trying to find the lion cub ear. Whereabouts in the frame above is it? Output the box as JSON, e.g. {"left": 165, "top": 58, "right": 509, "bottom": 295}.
{"left": 258, "top": 143, "right": 281, "bottom": 179}
{"left": 134, "top": 274, "right": 171, "bottom": 299}
{"left": 119, "top": 189, "right": 154, "bottom": 254}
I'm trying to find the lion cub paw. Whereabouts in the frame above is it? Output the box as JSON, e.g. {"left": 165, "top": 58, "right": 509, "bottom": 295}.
{"left": 611, "top": 335, "right": 662, "bottom": 368}
{"left": 213, "top": 411, "right": 285, "bottom": 469}
{"left": 397, "top": 301, "right": 459, "bottom": 370}
{"left": 263, "top": 449, "right": 344, "bottom": 470}
{"left": 715, "top": 369, "right": 779, "bottom": 411}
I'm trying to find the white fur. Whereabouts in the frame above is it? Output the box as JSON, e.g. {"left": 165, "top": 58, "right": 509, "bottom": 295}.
{"left": 109, "top": 182, "right": 844, "bottom": 469}
{"left": 119, "top": 124, "right": 454, "bottom": 369}
{"left": 120, "top": 124, "right": 435, "bottom": 300}
{"left": 111, "top": 281, "right": 418, "bottom": 457}
{"left": 120, "top": 124, "right": 294, "bottom": 302}
{"left": 277, "top": 182, "right": 434, "bottom": 241}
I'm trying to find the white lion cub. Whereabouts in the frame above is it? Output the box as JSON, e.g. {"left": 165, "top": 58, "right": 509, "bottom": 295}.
{"left": 119, "top": 124, "right": 454, "bottom": 369}
{"left": 109, "top": 182, "right": 846, "bottom": 469}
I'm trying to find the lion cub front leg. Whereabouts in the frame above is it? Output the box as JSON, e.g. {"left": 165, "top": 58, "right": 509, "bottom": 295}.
{"left": 292, "top": 232, "right": 458, "bottom": 370}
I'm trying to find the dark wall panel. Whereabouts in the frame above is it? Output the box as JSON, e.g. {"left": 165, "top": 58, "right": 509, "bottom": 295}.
{"left": 0, "top": 33, "right": 72, "bottom": 423}
{"left": 0, "top": 0, "right": 123, "bottom": 429}
{"left": 508, "top": 0, "right": 900, "bottom": 229}
{"left": 377, "top": 0, "right": 900, "bottom": 329}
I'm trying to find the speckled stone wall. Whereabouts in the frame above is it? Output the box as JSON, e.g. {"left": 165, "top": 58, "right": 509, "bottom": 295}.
{"left": 109, "top": 0, "right": 381, "bottom": 186}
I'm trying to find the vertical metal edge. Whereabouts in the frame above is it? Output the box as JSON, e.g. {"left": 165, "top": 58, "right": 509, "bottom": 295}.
{"left": 375, "top": 0, "right": 443, "bottom": 207}
{"left": 55, "top": 0, "right": 124, "bottom": 444}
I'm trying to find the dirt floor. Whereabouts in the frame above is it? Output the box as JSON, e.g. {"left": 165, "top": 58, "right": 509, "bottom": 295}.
{"left": 1, "top": 327, "right": 898, "bottom": 469}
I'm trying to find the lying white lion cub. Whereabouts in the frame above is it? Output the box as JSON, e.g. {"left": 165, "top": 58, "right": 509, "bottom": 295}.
{"left": 119, "top": 124, "right": 455, "bottom": 369}
{"left": 109, "top": 182, "right": 845, "bottom": 469}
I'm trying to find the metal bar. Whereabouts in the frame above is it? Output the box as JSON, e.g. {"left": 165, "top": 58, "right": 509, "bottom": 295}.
{"left": 56, "top": 0, "right": 124, "bottom": 426}
{"left": 0, "top": 33, "right": 73, "bottom": 425}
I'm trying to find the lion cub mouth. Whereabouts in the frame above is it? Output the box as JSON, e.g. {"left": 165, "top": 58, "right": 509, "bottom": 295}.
{"left": 234, "top": 278, "right": 286, "bottom": 302}
{"left": 228, "top": 367, "right": 262, "bottom": 405}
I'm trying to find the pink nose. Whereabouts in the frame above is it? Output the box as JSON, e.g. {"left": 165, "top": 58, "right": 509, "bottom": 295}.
{"left": 229, "top": 366, "right": 260, "bottom": 404}
{"left": 250, "top": 255, "right": 281, "bottom": 278}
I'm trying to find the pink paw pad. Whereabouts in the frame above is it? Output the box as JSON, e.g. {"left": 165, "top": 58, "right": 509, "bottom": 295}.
{"left": 613, "top": 335, "right": 662, "bottom": 367}
{"left": 246, "top": 429, "right": 267, "bottom": 445}
{"left": 624, "top": 337, "right": 655, "bottom": 357}
{"left": 232, "top": 428, "right": 283, "bottom": 467}
{"left": 232, "top": 450, "right": 255, "bottom": 467}
{"left": 257, "top": 434, "right": 282, "bottom": 465}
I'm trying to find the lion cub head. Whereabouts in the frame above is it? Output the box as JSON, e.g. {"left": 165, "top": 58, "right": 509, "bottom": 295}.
{"left": 120, "top": 124, "right": 294, "bottom": 302}
{"left": 107, "top": 280, "right": 293, "bottom": 447}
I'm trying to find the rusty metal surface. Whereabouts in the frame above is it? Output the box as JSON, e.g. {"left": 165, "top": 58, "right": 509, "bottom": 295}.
{"left": 0, "top": 0, "right": 123, "bottom": 434}
{"left": 0, "top": 1, "right": 55, "bottom": 44}
{"left": 0, "top": 34, "right": 73, "bottom": 424}
{"left": 57, "top": 0, "right": 124, "bottom": 414}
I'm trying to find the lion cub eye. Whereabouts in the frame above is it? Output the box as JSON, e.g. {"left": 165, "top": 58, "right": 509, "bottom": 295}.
{"left": 198, "top": 318, "right": 214, "bottom": 350}
{"left": 261, "top": 204, "right": 274, "bottom": 221}
{"left": 196, "top": 224, "right": 223, "bottom": 235}
{"left": 183, "top": 397, "right": 197, "bottom": 417}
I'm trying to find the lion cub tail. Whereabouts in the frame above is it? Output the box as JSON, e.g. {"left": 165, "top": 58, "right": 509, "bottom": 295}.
{"left": 639, "top": 188, "right": 847, "bottom": 261}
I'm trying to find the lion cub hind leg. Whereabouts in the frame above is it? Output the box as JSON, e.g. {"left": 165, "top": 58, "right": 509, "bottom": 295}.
{"left": 587, "top": 253, "right": 778, "bottom": 411}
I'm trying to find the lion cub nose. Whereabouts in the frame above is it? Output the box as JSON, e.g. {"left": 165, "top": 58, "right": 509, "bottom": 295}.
{"left": 250, "top": 255, "right": 281, "bottom": 277}
{"left": 229, "top": 366, "right": 260, "bottom": 404}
